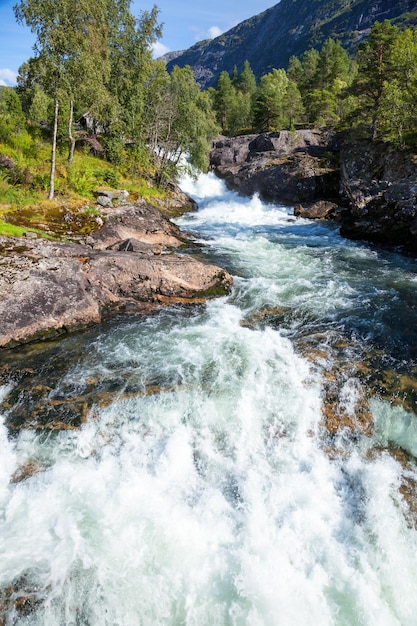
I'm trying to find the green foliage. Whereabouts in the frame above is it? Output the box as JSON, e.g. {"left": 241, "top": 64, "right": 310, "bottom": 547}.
{"left": 352, "top": 20, "right": 400, "bottom": 139}
{"left": 102, "top": 136, "right": 125, "bottom": 165}
{"left": 254, "top": 69, "right": 289, "bottom": 131}
{"left": 142, "top": 64, "right": 218, "bottom": 183}
{"left": 210, "top": 24, "right": 417, "bottom": 143}
{"left": 284, "top": 80, "right": 304, "bottom": 129}
{"left": 0, "top": 220, "right": 40, "bottom": 237}
{"left": 98, "top": 167, "right": 120, "bottom": 188}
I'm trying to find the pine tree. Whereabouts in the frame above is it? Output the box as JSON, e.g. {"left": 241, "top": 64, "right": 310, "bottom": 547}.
{"left": 354, "top": 20, "right": 399, "bottom": 140}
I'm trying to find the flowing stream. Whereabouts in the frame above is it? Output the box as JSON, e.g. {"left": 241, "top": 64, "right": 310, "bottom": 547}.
{"left": 1, "top": 173, "right": 417, "bottom": 625}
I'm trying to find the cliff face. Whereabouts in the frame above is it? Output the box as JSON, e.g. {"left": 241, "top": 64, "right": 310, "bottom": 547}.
{"left": 167, "top": 0, "right": 417, "bottom": 88}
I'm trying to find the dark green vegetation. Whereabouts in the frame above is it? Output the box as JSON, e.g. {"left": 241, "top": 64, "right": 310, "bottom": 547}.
{"left": 167, "top": 0, "right": 417, "bottom": 89}
{"left": 209, "top": 21, "right": 417, "bottom": 148}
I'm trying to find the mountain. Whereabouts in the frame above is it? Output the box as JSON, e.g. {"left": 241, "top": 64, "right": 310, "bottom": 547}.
{"left": 166, "top": 0, "right": 417, "bottom": 88}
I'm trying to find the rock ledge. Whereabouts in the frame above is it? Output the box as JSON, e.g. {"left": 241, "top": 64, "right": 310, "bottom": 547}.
{"left": 0, "top": 201, "right": 232, "bottom": 348}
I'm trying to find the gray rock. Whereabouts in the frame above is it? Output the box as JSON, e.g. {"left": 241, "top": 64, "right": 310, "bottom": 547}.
{"left": 340, "top": 140, "right": 417, "bottom": 250}
{"left": 210, "top": 129, "right": 341, "bottom": 204}
{"left": 93, "top": 189, "right": 114, "bottom": 200}
{"left": 96, "top": 195, "right": 113, "bottom": 208}
{"left": 0, "top": 202, "right": 233, "bottom": 348}
{"left": 116, "top": 189, "right": 129, "bottom": 201}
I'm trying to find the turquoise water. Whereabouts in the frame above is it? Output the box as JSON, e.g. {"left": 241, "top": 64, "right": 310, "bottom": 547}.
{"left": 0, "top": 173, "right": 417, "bottom": 625}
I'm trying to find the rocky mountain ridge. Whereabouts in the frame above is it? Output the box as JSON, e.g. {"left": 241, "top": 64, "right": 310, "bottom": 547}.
{"left": 167, "top": 0, "right": 417, "bottom": 88}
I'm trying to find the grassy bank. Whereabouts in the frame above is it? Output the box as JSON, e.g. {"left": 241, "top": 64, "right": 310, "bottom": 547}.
{"left": 0, "top": 122, "right": 170, "bottom": 240}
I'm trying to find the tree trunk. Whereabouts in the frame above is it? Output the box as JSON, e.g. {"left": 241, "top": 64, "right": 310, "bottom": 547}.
{"left": 68, "top": 99, "right": 76, "bottom": 165}
{"left": 48, "top": 97, "right": 59, "bottom": 200}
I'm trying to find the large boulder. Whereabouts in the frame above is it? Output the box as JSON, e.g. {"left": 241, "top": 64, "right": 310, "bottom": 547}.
{"left": 340, "top": 140, "right": 417, "bottom": 250}
{"left": 210, "top": 129, "right": 341, "bottom": 204}
{"left": 0, "top": 202, "right": 233, "bottom": 348}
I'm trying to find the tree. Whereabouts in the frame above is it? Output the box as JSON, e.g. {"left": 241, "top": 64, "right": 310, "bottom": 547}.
{"left": 214, "top": 71, "right": 236, "bottom": 133}
{"left": 304, "top": 88, "right": 338, "bottom": 126}
{"left": 353, "top": 20, "right": 399, "bottom": 139}
{"left": 287, "top": 55, "right": 303, "bottom": 85}
{"left": 253, "top": 69, "right": 289, "bottom": 132}
{"left": 107, "top": 3, "right": 162, "bottom": 141}
{"left": 385, "top": 27, "right": 417, "bottom": 144}
{"left": 299, "top": 48, "right": 320, "bottom": 94}
{"left": 231, "top": 65, "right": 239, "bottom": 88}
{"left": 144, "top": 64, "right": 218, "bottom": 183}
{"left": 14, "top": 0, "right": 112, "bottom": 196}
{"left": 317, "top": 38, "right": 350, "bottom": 89}
{"left": 238, "top": 60, "right": 257, "bottom": 130}
{"left": 283, "top": 80, "right": 304, "bottom": 129}
{"left": 239, "top": 61, "right": 257, "bottom": 98}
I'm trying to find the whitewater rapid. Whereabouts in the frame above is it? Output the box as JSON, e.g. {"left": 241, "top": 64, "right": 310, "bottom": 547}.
{"left": 0, "top": 173, "right": 417, "bottom": 625}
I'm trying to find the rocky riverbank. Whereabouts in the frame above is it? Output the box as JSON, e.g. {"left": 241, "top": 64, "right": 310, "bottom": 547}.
{"left": 339, "top": 140, "right": 417, "bottom": 252}
{"left": 0, "top": 197, "right": 232, "bottom": 349}
{"left": 210, "top": 130, "right": 417, "bottom": 252}
{"left": 210, "top": 129, "right": 341, "bottom": 205}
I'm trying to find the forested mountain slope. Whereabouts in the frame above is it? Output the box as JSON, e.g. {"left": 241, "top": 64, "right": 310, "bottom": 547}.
{"left": 166, "top": 0, "right": 417, "bottom": 87}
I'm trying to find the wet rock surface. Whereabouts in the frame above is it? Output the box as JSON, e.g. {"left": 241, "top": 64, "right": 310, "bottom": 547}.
{"left": 210, "top": 129, "right": 341, "bottom": 205}
{"left": 0, "top": 201, "right": 232, "bottom": 348}
{"left": 0, "top": 315, "right": 192, "bottom": 431}
{"left": 0, "top": 573, "right": 48, "bottom": 624}
{"left": 211, "top": 129, "right": 417, "bottom": 252}
{"left": 339, "top": 140, "right": 417, "bottom": 251}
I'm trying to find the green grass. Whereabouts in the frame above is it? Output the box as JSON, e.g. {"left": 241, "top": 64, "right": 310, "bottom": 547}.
{"left": 0, "top": 220, "right": 41, "bottom": 237}
{"left": 0, "top": 120, "right": 178, "bottom": 240}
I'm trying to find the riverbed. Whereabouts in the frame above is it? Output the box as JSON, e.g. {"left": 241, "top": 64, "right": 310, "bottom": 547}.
{"left": 1, "top": 173, "right": 417, "bottom": 625}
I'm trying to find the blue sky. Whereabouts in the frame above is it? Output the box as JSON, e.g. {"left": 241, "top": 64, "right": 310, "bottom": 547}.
{"left": 0, "top": 0, "right": 275, "bottom": 86}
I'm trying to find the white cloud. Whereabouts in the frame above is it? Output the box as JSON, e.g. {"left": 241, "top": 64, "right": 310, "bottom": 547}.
{"left": 208, "top": 26, "right": 223, "bottom": 39}
{"left": 0, "top": 69, "right": 17, "bottom": 86}
{"left": 152, "top": 41, "right": 171, "bottom": 58}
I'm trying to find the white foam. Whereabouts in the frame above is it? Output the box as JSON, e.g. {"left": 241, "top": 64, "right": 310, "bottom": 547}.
{"left": 1, "top": 173, "right": 417, "bottom": 625}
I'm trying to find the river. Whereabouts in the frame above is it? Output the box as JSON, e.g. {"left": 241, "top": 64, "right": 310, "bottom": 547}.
{"left": 1, "top": 173, "right": 417, "bottom": 625}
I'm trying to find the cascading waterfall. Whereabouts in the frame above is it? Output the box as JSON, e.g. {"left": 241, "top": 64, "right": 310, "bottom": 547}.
{"left": 0, "top": 172, "right": 417, "bottom": 625}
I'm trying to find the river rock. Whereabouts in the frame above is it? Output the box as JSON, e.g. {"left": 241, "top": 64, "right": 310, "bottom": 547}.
{"left": 340, "top": 140, "right": 417, "bottom": 251}
{"left": 0, "top": 202, "right": 232, "bottom": 348}
{"left": 96, "top": 194, "right": 114, "bottom": 208}
{"left": 88, "top": 202, "right": 187, "bottom": 250}
{"left": 210, "top": 129, "right": 341, "bottom": 204}
{"left": 294, "top": 200, "right": 341, "bottom": 220}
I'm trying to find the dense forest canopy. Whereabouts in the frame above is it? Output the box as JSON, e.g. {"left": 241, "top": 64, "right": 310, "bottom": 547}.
{"left": 209, "top": 20, "right": 417, "bottom": 146}
{"left": 0, "top": 0, "right": 417, "bottom": 204}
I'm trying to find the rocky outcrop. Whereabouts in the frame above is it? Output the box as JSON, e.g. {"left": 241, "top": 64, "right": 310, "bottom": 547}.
{"left": 340, "top": 141, "right": 417, "bottom": 251}
{"left": 0, "top": 201, "right": 232, "bottom": 348}
{"left": 211, "top": 129, "right": 417, "bottom": 252}
{"left": 210, "top": 129, "right": 341, "bottom": 205}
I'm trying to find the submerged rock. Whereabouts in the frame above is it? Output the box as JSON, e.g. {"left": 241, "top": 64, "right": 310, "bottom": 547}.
{"left": 0, "top": 574, "right": 48, "bottom": 623}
